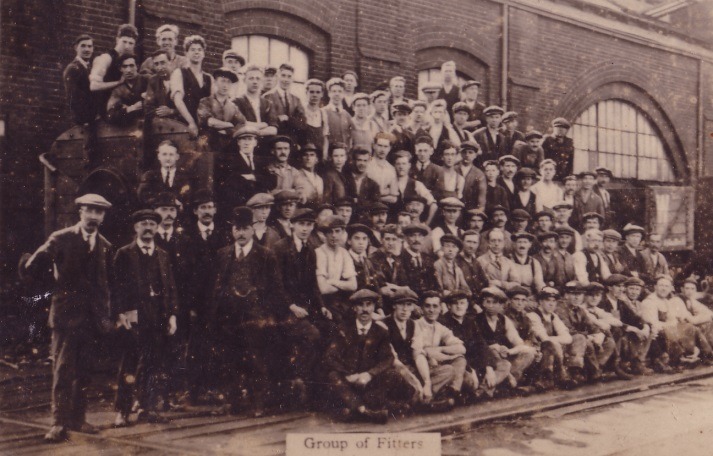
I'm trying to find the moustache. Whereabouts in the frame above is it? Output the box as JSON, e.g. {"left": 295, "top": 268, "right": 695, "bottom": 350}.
{"left": 163, "top": 215, "right": 175, "bottom": 221}
{"left": 142, "top": 229, "right": 155, "bottom": 235}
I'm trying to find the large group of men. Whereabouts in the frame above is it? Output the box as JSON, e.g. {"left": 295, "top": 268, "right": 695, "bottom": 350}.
{"left": 21, "top": 21, "right": 713, "bottom": 443}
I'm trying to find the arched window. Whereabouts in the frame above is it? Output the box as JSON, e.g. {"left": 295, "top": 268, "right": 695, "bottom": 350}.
{"left": 417, "top": 69, "right": 470, "bottom": 101}
{"left": 231, "top": 35, "right": 309, "bottom": 100}
{"left": 571, "top": 100, "right": 674, "bottom": 182}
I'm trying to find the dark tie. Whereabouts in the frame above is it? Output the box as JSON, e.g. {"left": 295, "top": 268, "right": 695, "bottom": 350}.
{"left": 359, "top": 328, "right": 367, "bottom": 336}
{"left": 204, "top": 229, "right": 211, "bottom": 240}
{"left": 163, "top": 232, "right": 168, "bottom": 241}
{"left": 164, "top": 168, "right": 171, "bottom": 186}
{"left": 283, "top": 92, "right": 290, "bottom": 113}
{"left": 142, "top": 246, "right": 151, "bottom": 256}
{"left": 237, "top": 248, "right": 245, "bottom": 261}
{"left": 246, "top": 155, "right": 254, "bottom": 170}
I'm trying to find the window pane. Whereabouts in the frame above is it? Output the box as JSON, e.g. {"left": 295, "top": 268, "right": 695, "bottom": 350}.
{"left": 249, "top": 35, "right": 269, "bottom": 67}
{"left": 232, "top": 37, "right": 248, "bottom": 59}
{"left": 270, "top": 39, "right": 289, "bottom": 67}
{"left": 291, "top": 49, "right": 309, "bottom": 82}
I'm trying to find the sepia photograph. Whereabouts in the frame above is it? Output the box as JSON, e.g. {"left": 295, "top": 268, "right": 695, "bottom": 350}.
{"left": 1, "top": 0, "right": 713, "bottom": 454}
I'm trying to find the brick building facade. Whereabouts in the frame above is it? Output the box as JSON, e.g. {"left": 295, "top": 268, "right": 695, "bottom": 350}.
{"left": 1, "top": 0, "right": 712, "bottom": 276}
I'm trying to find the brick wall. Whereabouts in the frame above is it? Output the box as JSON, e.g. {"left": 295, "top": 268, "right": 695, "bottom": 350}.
{"left": 0, "top": 0, "right": 708, "bottom": 275}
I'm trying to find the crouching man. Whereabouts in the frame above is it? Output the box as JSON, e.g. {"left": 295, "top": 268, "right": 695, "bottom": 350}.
{"left": 325, "top": 289, "right": 413, "bottom": 423}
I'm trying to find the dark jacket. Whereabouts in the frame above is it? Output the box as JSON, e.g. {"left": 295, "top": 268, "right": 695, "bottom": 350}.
{"left": 600, "top": 296, "right": 646, "bottom": 330}
{"left": 112, "top": 241, "right": 178, "bottom": 328}
{"left": 144, "top": 75, "right": 175, "bottom": 121}
{"left": 137, "top": 167, "right": 197, "bottom": 207}
{"left": 396, "top": 249, "right": 438, "bottom": 296}
{"left": 542, "top": 135, "right": 574, "bottom": 182}
{"left": 325, "top": 320, "right": 395, "bottom": 376}
{"left": 273, "top": 236, "right": 324, "bottom": 316}
{"left": 440, "top": 313, "right": 495, "bottom": 372}
{"left": 20, "top": 224, "right": 112, "bottom": 331}
{"left": 63, "top": 58, "right": 95, "bottom": 124}
{"left": 263, "top": 89, "right": 306, "bottom": 142}
{"left": 234, "top": 95, "right": 278, "bottom": 126}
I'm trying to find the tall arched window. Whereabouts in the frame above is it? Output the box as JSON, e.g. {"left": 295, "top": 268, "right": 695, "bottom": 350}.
{"left": 231, "top": 35, "right": 309, "bottom": 101}
{"left": 571, "top": 100, "right": 674, "bottom": 182}
{"left": 417, "top": 69, "right": 470, "bottom": 101}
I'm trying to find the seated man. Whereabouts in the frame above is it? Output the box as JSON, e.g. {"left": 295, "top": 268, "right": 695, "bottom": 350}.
{"left": 386, "top": 289, "right": 456, "bottom": 412}
{"left": 315, "top": 216, "right": 357, "bottom": 324}
{"left": 477, "top": 228, "right": 519, "bottom": 291}
{"left": 505, "top": 286, "right": 536, "bottom": 346}
{"left": 245, "top": 193, "right": 281, "bottom": 248}
{"left": 397, "top": 223, "right": 438, "bottom": 297}
{"left": 527, "top": 287, "right": 577, "bottom": 390}
{"left": 106, "top": 54, "right": 148, "bottom": 126}
{"left": 434, "top": 234, "right": 471, "bottom": 297}
{"left": 417, "top": 291, "right": 474, "bottom": 403}
{"left": 572, "top": 229, "right": 612, "bottom": 285}
{"left": 325, "top": 289, "right": 413, "bottom": 423}
{"left": 622, "top": 277, "right": 655, "bottom": 375}
{"left": 346, "top": 223, "right": 386, "bottom": 294}
{"left": 456, "top": 230, "right": 489, "bottom": 296}
{"left": 677, "top": 278, "right": 713, "bottom": 347}
{"left": 508, "top": 231, "right": 545, "bottom": 294}
{"left": 533, "top": 231, "right": 567, "bottom": 289}
{"left": 474, "top": 287, "right": 537, "bottom": 392}
{"left": 294, "top": 143, "right": 325, "bottom": 206}
{"left": 440, "top": 290, "right": 501, "bottom": 398}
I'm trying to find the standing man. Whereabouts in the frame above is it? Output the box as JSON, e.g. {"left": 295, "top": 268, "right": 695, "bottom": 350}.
{"left": 437, "top": 61, "right": 462, "bottom": 114}
{"left": 388, "top": 76, "right": 413, "bottom": 114}
{"left": 316, "top": 216, "right": 358, "bottom": 323}
{"left": 221, "top": 49, "right": 246, "bottom": 99}
{"left": 233, "top": 65, "right": 279, "bottom": 137}
{"left": 474, "top": 106, "right": 506, "bottom": 165}
{"left": 571, "top": 171, "right": 605, "bottom": 230}
{"left": 144, "top": 50, "right": 178, "bottom": 124}
{"left": 90, "top": 24, "right": 138, "bottom": 117}
{"left": 215, "top": 126, "right": 270, "bottom": 210}
{"left": 345, "top": 148, "right": 381, "bottom": 214}
{"left": 140, "top": 24, "right": 186, "bottom": 75}
{"left": 461, "top": 80, "right": 486, "bottom": 130}
{"left": 619, "top": 224, "right": 649, "bottom": 282}
{"left": 265, "top": 135, "right": 300, "bottom": 193}
{"left": 323, "top": 78, "right": 353, "bottom": 151}
{"left": 642, "top": 233, "right": 670, "bottom": 281}
{"left": 594, "top": 167, "right": 614, "bottom": 225}
{"left": 63, "top": 34, "right": 96, "bottom": 126}
{"left": 500, "top": 112, "right": 525, "bottom": 156}
{"left": 398, "top": 223, "right": 438, "bottom": 296}
{"left": 263, "top": 63, "right": 306, "bottom": 142}
{"left": 542, "top": 118, "right": 574, "bottom": 182}
{"left": 20, "top": 194, "right": 113, "bottom": 442}
{"left": 197, "top": 68, "right": 246, "bottom": 139}
{"left": 106, "top": 54, "right": 148, "bottom": 126}
{"left": 458, "top": 141, "right": 487, "bottom": 211}
{"left": 170, "top": 35, "right": 212, "bottom": 138}
{"left": 112, "top": 210, "right": 178, "bottom": 426}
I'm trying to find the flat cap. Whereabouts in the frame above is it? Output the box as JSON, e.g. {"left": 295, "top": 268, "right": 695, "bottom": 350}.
{"left": 525, "top": 130, "right": 543, "bottom": 141}
{"left": 370, "top": 90, "right": 389, "bottom": 102}
{"left": 420, "top": 82, "right": 441, "bottom": 93}
{"left": 305, "top": 78, "right": 325, "bottom": 89}
{"left": 404, "top": 195, "right": 428, "bottom": 206}
{"left": 537, "top": 231, "right": 559, "bottom": 242}
{"left": 326, "top": 77, "right": 345, "bottom": 90}
{"left": 481, "top": 286, "right": 508, "bottom": 301}
{"left": 622, "top": 223, "right": 646, "bottom": 236}
{"left": 150, "top": 192, "right": 179, "bottom": 208}
{"left": 466, "top": 209, "right": 488, "bottom": 221}
{"left": 624, "top": 277, "right": 645, "bottom": 287}
{"left": 586, "top": 282, "right": 606, "bottom": 294}
{"left": 156, "top": 24, "right": 179, "bottom": 36}
{"left": 212, "top": 68, "right": 238, "bottom": 83}
{"left": 347, "top": 223, "right": 378, "bottom": 244}
{"left": 488, "top": 204, "right": 509, "bottom": 216}
{"left": 444, "top": 289, "right": 472, "bottom": 303}
{"left": 191, "top": 189, "right": 214, "bottom": 206}
{"left": 540, "top": 158, "right": 557, "bottom": 169}
{"left": 564, "top": 281, "right": 586, "bottom": 293}
{"left": 582, "top": 212, "right": 604, "bottom": 223}
{"left": 511, "top": 231, "right": 535, "bottom": 242}
{"left": 334, "top": 197, "right": 354, "bottom": 208}
{"left": 511, "top": 209, "right": 532, "bottom": 221}
{"left": 553, "top": 201, "right": 574, "bottom": 210}
{"left": 554, "top": 225, "right": 575, "bottom": 236}
{"left": 221, "top": 50, "right": 245, "bottom": 65}
{"left": 368, "top": 202, "right": 389, "bottom": 214}
{"left": 501, "top": 111, "right": 518, "bottom": 123}
{"left": 535, "top": 209, "right": 555, "bottom": 220}
{"left": 507, "top": 285, "right": 531, "bottom": 298}
{"left": 292, "top": 208, "right": 316, "bottom": 223}
{"left": 460, "top": 140, "right": 481, "bottom": 153}
{"left": 391, "top": 101, "right": 412, "bottom": 114}
{"left": 552, "top": 117, "right": 571, "bottom": 129}
{"left": 483, "top": 105, "right": 505, "bottom": 116}
{"left": 578, "top": 170, "right": 596, "bottom": 179}
{"left": 233, "top": 125, "right": 259, "bottom": 139}
{"left": 602, "top": 229, "right": 622, "bottom": 241}
{"left": 403, "top": 223, "right": 430, "bottom": 236}
{"left": 514, "top": 167, "right": 539, "bottom": 181}
{"left": 319, "top": 215, "right": 347, "bottom": 232}
{"left": 75, "top": 193, "right": 112, "bottom": 209}
{"left": 498, "top": 154, "right": 521, "bottom": 165}
{"left": 351, "top": 92, "right": 370, "bottom": 104}
{"left": 595, "top": 167, "right": 613, "bottom": 177}
{"left": 430, "top": 99, "right": 447, "bottom": 109}
{"left": 537, "top": 286, "right": 561, "bottom": 299}
{"left": 349, "top": 289, "right": 380, "bottom": 303}
{"left": 392, "top": 288, "right": 419, "bottom": 304}
{"left": 604, "top": 274, "right": 628, "bottom": 287}
{"left": 439, "top": 197, "right": 465, "bottom": 209}
{"left": 132, "top": 209, "right": 161, "bottom": 224}
{"left": 274, "top": 189, "right": 300, "bottom": 204}
{"left": 563, "top": 175, "right": 578, "bottom": 183}
{"left": 462, "top": 80, "right": 481, "bottom": 90}
{"left": 264, "top": 66, "right": 277, "bottom": 76}
{"left": 452, "top": 102, "right": 470, "bottom": 114}
{"left": 271, "top": 135, "right": 293, "bottom": 147}
{"left": 246, "top": 193, "right": 274, "bottom": 208}
{"left": 300, "top": 143, "right": 319, "bottom": 154}
{"left": 440, "top": 233, "right": 463, "bottom": 249}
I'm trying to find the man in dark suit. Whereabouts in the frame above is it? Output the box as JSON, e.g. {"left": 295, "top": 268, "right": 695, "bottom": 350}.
{"left": 233, "top": 64, "right": 279, "bottom": 139}
{"left": 325, "top": 289, "right": 412, "bottom": 422}
{"left": 113, "top": 210, "right": 178, "bottom": 426}
{"left": 344, "top": 148, "right": 381, "bottom": 215}
{"left": 20, "top": 194, "right": 113, "bottom": 442}
{"left": 619, "top": 224, "right": 649, "bottom": 282}
{"left": 458, "top": 141, "right": 487, "bottom": 211}
{"left": 176, "top": 190, "right": 229, "bottom": 404}
{"left": 397, "top": 223, "right": 438, "bottom": 296}
{"left": 410, "top": 136, "right": 445, "bottom": 201}
{"left": 474, "top": 106, "right": 507, "bottom": 165}
{"left": 272, "top": 208, "right": 323, "bottom": 401}
{"left": 541, "top": 118, "right": 575, "bottom": 182}
{"left": 143, "top": 50, "right": 177, "bottom": 122}
{"left": 207, "top": 207, "right": 285, "bottom": 417}
{"left": 137, "top": 140, "right": 196, "bottom": 208}
{"left": 262, "top": 63, "right": 306, "bottom": 143}
{"left": 63, "top": 34, "right": 96, "bottom": 125}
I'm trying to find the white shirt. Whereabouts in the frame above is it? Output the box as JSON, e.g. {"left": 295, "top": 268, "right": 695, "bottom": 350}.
{"left": 366, "top": 158, "right": 398, "bottom": 196}
{"left": 80, "top": 227, "right": 96, "bottom": 251}
{"left": 531, "top": 181, "right": 564, "bottom": 212}
{"left": 157, "top": 226, "right": 174, "bottom": 241}
{"left": 161, "top": 167, "right": 175, "bottom": 187}
{"left": 246, "top": 93, "right": 262, "bottom": 123}
{"left": 136, "top": 239, "right": 155, "bottom": 256}
{"left": 356, "top": 320, "right": 373, "bottom": 335}
{"left": 234, "top": 239, "right": 253, "bottom": 259}
{"left": 198, "top": 222, "right": 215, "bottom": 240}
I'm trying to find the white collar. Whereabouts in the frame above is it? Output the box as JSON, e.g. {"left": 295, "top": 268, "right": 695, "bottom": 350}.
{"left": 137, "top": 239, "right": 156, "bottom": 255}
{"left": 79, "top": 226, "right": 96, "bottom": 242}
{"left": 75, "top": 56, "right": 89, "bottom": 68}
{"left": 356, "top": 320, "right": 373, "bottom": 333}
{"left": 198, "top": 222, "right": 214, "bottom": 233}
{"left": 157, "top": 226, "right": 174, "bottom": 237}
{"left": 234, "top": 239, "right": 254, "bottom": 258}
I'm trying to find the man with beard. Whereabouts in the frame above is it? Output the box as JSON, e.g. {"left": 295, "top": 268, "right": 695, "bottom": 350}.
{"left": 270, "top": 189, "right": 300, "bottom": 239}
{"left": 265, "top": 136, "right": 300, "bottom": 193}
{"left": 177, "top": 190, "right": 229, "bottom": 404}
{"left": 345, "top": 148, "right": 381, "bottom": 215}
{"left": 20, "top": 194, "right": 113, "bottom": 442}
{"left": 541, "top": 118, "right": 574, "bottom": 182}
{"left": 272, "top": 209, "right": 323, "bottom": 404}
{"left": 325, "top": 289, "right": 411, "bottom": 423}
{"left": 140, "top": 24, "right": 187, "bottom": 76}
{"left": 90, "top": 24, "right": 138, "bottom": 118}
{"left": 113, "top": 210, "right": 178, "bottom": 426}
{"left": 208, "top": 207, "right": 285, "bottom": 417}
{"left": 144, "top": 50, "right": 178, "bottom": 123}
{"left": 106, "top": 54, "right": 148, "bottom": 126}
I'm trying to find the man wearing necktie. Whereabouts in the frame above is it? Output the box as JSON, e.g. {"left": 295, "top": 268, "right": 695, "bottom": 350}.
{"left": 325, "top": 289, "right": 412, "bottom": 423}
{"left": 20, "top": 194, "right": 114, "bottom": 442}
{"left": 398, "top": 223, "right": 438, "bottom": 298}
{"left": 112, "top": 210, "right": 178, "bottom": 427}
{"left": 262, "top": 63, "right": 306, "bottom": 143}
{"left": 137, "top": 140, "right": 196, "bottom": 209}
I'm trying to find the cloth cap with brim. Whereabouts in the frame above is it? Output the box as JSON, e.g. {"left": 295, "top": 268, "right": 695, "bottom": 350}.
{"left": 349, "top": 289, "right": 380, "bottom": 303}
{"left": 488, "top": 205, "right": 509, "bottom": 216}
{"left": 452, "top": 102, "right": 470, "bottom": 114}
{"left": 440, "top": 233, "right": 463, "bottom": 250}
{"left": 212, "top": 68, "right": 238, "bottom": 83}
{"left": 271, "top": 135, "right": 293, "bottom": 147}
{"left": 404, "top": 195, "right": 428, "bottom": 206}
{"left": 586, "top": 282, "right": 606, "bottom": 294}
{"left": 274, "top": 189, "right": 300, "bottom": 204}
{"left": 535, "top": 210, "right": 555, "bottom": 220}
{"left": 604, "top": 274, "right": 628, "bottom": 287}
{"left": 292, "top": 208, "right": 316, "bottom": 223}
{"left": 537, "top": 287, "right": 561, "bottom": 300}
{"left": 368, "top": 202, "right": 389, "bottom": 214}
{"left": 403, "top": 223, "right": 430, "bottom": 236}
{"left": 481, "top": 287, "right": 508, "bottom": 301}
{"left": 498, "top": 155, "right": 521, "bottom": 166}
{"left": 595, "top": 167, "right": 613, "bottom": 177}
{"left": 462, "top": 80, "right": 481, "bottom": 90}
{"left": 507, "top": 285, "right": 531, "bottom": 298}
{"left": 420, "top": 82, "right": 441, "bottom": 93}
{"left": 233, "top": 126, "right": 259, "bottom": 139}
{"left": 264, "top": 66, "right": 278, "bottom": 76}
{"left": 511, "top": 231, "right": 535, "bottom": 242}
{"left": 552, "top": 117, "right": 571, "bottom": 129}
{"left": 299, "top": 143, "right": 319, "bottom": 155}
{"left": 582, "top": 212, "right": 605, "bottom": 223}
{"left": 319, "top": 215, "right": 347, "bottom": 232}
{"left": 553, "top": 201, "right": 574, "bottom": 210}
{"left": 554, "top": 226, "right": 575, "bottom": 236}
{"left": 483, "top": 105, "right": 505, "bottom": 116}
{"left": 414, "top": 135, "right": 434, "bottom": 147}
{"left": 132, "top": 209, "right": 161, "bottom": 225}
{"left": 602, "top": 229, "right": 622, "bottom": 241}
{"left": 75, "top": 193, "right": 112, "bottom": 209}
{"left": 514, "top": 168, "right": 539, "bottom": 182}
{"left": 467, "top": 209, "right": 488, "bottom": 221}
{"left": 191, "top": 189, "right": 214, "bottom": 206}
{"left": 231, "top": 206, "right": 253, "bottom": 227}
{"left": 511, "top": 209, "right": 531, "bottom": 221}
{"left": 391, "top": 102, "right": 412, "bottom": 114}
{"left": 622, "top": 223, "right": 646, "bottom": 236}
{"left": 564, "top": 281, "right": 586, "bottom": 293}
{"left": 334, "top": 197, "right": 355, "bottom": 208}
{"left": 501, "top": 111, "right": 518, "bottom": 123}
{"left": 351, "top": 93, "right": 370, "bottom": 105}
{"left": 151, "top": 192, "right": 179, "bottom": 208}
{"left": 246, "top": 193, "right": 275, "bottom": 208}
{"left": 444, "top": 289, "right": 472, "bottom": 303}
{"left": 221, "top": 50, "right": 246, "bottom": 66}
{"left": 525, "top": 130, "right": 543, "bottom": 141}
{"left": 392, "top": 288, "right": 419, "bottom": 304}
{"left": 459, "top": 140, "right": 480, "bottom": 153}
{"left": 347, "top": 223, "right": 378, "bottom": 244}
{"left": 624, "top": 277, "right": 645, "bottom": 287}
{"left": 578, "top": 170, "right": 596, "bottom": 179}
{"left": 439, "top": 197, "right": 465, "bottom": 209}
{"left": 537, "top": 231, "right": 559, "bottom": 242}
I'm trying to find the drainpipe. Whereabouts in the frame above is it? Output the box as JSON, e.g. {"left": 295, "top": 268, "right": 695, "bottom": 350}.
{"left": 128, "top": 0, "right": 137, "bottom": 25}
{"left": 501, "top": 3, "right": 509, "bottom": 109}
{"left": 697, "top": 59, "right": 704, "bottom": 180}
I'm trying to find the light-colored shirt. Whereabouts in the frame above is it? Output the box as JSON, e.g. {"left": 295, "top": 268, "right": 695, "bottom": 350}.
{"left": 416, "top": 318, "right": 464, "bottom": 350}
{"left": 136, "top": 239, "right": 156, "bottom": 256}
{"left": 531, "top": 181, "right": 564, "bottom": 212}
{"left": 366, "top": 159, "right": 398, "bottom": 197}
{"left": 234, "top": 239, "right": 253, "bottom": 259}
{"left": 356, "top": 320, "right": 373, "bottom": 335}
{"left": 198, "top": 222, "right": 215, "bottom": 240}
{"left": 315, "top": 244, "right": 356, "bottom": 292}
{"left": 572, "top": 250, "right": 611, "bottom": 284}
{"left": 80, "top": 227, "right": 96, "bottom": 251}
{"left": 527, "top": 310, "right": 573, "bottom": 345}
